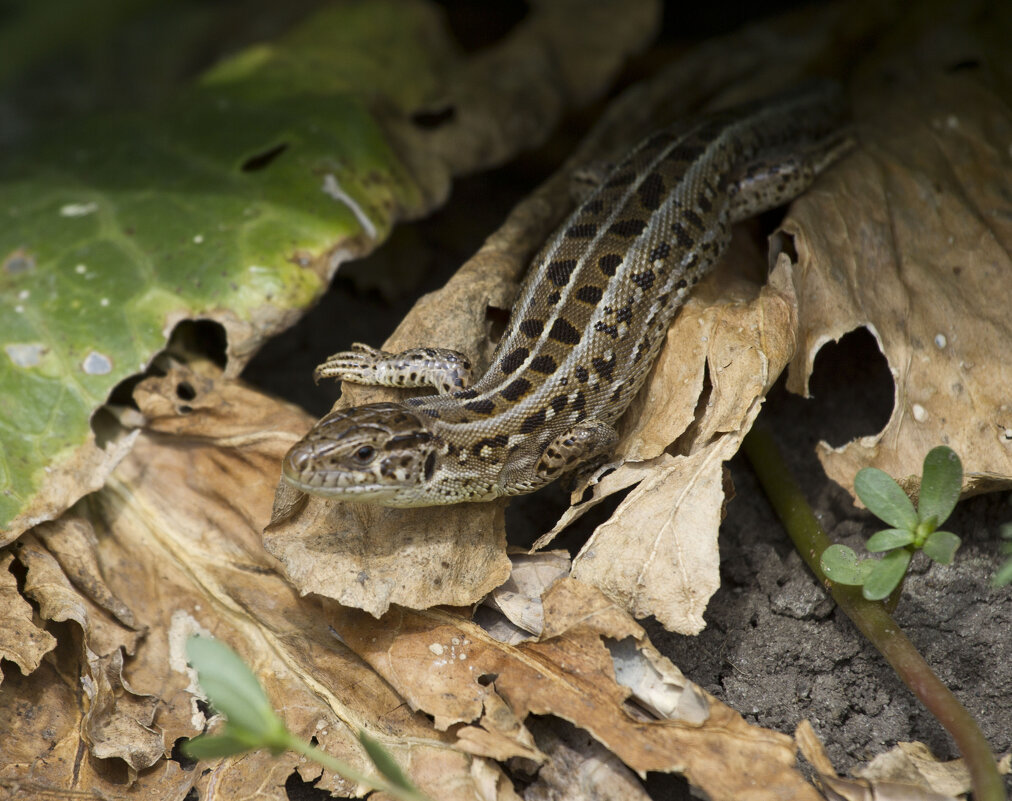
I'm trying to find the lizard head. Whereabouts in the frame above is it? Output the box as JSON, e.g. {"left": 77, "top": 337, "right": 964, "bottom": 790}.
{"left": 282, "top": 402, "right": 440, "bottom": 505}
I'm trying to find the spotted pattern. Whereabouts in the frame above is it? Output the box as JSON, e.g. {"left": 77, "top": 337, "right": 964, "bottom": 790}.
{"left": 288, "top": 82, "right": 850, "bottom": 505}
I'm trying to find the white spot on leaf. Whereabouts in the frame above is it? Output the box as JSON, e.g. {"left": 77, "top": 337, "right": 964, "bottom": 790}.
{"left": 911, "top": 403, "right": 928, "bottom": 422}
{"left": 5, "top": 343, "right": 47, "bottom": 367}
{"left": 82, "top": 350, "right": 112, "bottom": 375}
{"left": 429, "top": 643, "right": 444, "bottom": 656}
{"left": 934, "top": 333, "right": 947, "bottom": 348}
{"left": 60, "top": 202, "right": 98, "bottom": 217}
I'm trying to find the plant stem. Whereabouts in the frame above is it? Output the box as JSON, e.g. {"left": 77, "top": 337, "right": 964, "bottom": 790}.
{"left": 742, "top": 425, "right": 1006, "bottom": 801}
{"left": 286, "top": 735, "right": 432, "bottom": 801}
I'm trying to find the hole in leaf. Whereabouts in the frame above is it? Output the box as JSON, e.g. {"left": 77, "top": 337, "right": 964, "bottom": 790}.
{"left": 176, "top": 381, "right": 196, "bottom": 401}
{"left": 411, "top": 105, "right": 456, "bottom": 129}
{"left": 240, "top": 142, "right": 289, "bottom": 172}
{"left": 168, "top": 319, "right": 228, "bottom": 369}
{"left": 477, "top": 672, "right": 498, "bottom": 686}
{"left": 171, "top": 737, "right": 198, "bottom": 771}
{"left": 806, "top": 326, "right": 894, "bottom": 447}
{"left": 285, "top": 768, "right": 332, "bottom": 800}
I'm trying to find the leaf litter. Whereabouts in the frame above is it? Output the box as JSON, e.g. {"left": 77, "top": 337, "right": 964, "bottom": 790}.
{"left": 4, "top": 0, "right": 1012, "bottom": 799}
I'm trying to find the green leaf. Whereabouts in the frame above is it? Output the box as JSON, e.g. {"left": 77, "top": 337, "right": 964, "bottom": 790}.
{"left": 918, "top": 446, "right": 962, "bottom": 526}
{"left": 181, "top": 728, "right": 263, "bottom": 760}
{"left": 865, "top": 528, "right": 916, "bottom": 552}
{"left": 821, "top": 545, "right": 870, "bottom": 585}
{"left": 186, "top": 636, "right": 287, "bottom": 748}
{"left": 921, "top": 531, "right": 961, "bottom": 565}
{"left": 0, "top": 0, "right": 446, "bottom": 536}
{"left": 993, "top": 559, "right": 1012, "bottom": 588}
{"left": 854, "top": 467, "right": 918, "bottom": 531}
{"left": 359, "top": 731, "right": 415, "bottom": 792}
{"left": 862, "top": 549, "right": 912, "bottom": 601}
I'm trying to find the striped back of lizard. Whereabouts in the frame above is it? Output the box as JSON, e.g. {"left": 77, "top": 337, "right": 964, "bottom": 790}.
{"left": 283, "top": 82, "right": 850, "bottom": 505}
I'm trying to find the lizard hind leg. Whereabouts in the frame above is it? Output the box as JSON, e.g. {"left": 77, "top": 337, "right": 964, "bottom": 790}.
{"left": 535, "top": 420, "right": 619, "bottom": 482}
{"left": 314, "top": 343, "right": 473, "bottom": 393}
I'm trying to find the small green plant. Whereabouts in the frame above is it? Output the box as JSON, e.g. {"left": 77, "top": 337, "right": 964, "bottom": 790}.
{"left": 821, "top": 446, "right": 963, "bottom": 601}
{"left": 994, "top": 523, "right": 1012, "bottom": 587}
{"left": 183, "top": 636, "right": 432, "bottom": 801}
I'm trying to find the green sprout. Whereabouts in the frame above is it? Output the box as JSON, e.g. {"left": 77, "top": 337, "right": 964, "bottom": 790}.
{"left": 821, "top": 446, "right": 963, "bottom": 601}
{"left": 182, "top": 636, "right": 432, "bottom": 801}
{"left": 994, "top": 523, "right": 1012, "bottom": 588}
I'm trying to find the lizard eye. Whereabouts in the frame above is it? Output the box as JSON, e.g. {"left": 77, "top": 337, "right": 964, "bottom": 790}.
{"left": 353, "top": 445, "right": 376, "bottom": 464}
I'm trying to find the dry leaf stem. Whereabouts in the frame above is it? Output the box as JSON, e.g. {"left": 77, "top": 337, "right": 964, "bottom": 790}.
{"left": 742, "top": 425, "right": 1006, "bottom": 801}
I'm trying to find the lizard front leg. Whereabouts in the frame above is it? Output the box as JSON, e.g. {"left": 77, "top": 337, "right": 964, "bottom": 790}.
{"left": 496, "top": 420, "right": 619, "bottom": 495}
{"left": 314, "top": 343, "right": 473, "bottom": 394}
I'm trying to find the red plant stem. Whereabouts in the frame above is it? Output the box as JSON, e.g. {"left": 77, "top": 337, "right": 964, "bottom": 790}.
{"left": 743, "top": 425, "right": 1005, "bottom": 801}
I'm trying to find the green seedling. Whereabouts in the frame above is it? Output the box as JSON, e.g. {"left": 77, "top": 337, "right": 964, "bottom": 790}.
{"left": 182, "top": 636, "right": 432, "bottom": 801}
{"left": 994, "top": 523, "right": 1012, "bottom": 588}
{"left": 821, "top": 446, "right": 963, "bottom": 601}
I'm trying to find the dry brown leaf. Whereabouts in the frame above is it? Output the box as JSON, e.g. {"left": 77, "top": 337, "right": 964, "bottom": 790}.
{"left": 480, "top": 551, "right": 572, "bottom": 640}
{"left": 855, "top": 742, "right": 974, "bottom": 798}
{"left": 0, "top": 552, "right": 55, "bottom": 686}
{"left": 0, "top": 367, "right": 518, "bottom": 800}
{"left": 330, "top": 579, "right": 822, "bottom": 801}
{"left": 781, "top": 65, "right": 1012, "bottom": 497}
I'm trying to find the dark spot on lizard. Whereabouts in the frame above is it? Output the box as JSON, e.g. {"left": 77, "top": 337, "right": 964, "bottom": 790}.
{"left": 592, "top": 354, "right": 616, "bottom": 382}
{"left": 464, "top": 399, "right": 496, "bottom": 414}
{"left": 566, "top": 223, "right": 598, "bottom": 238}
{"left": 548, "top": 319, "right": 581, "bottom": 345}
{"left": 519, "top": 319, "right": 544, "bottom": 337}
{"left": 529, "top": 355, "right": 557, "bottom": 373}
{"left": 598, "top": 253, "right": 622, "bottom": 276}
{"left": 649, "top": 242, "right": 670, "bottom": 261}
{"left": 630, "top": 270, "right": 655, "bottom": 291}
{"left": 574, "top": 365, "right": 589, "bottom": 383}
{"left": 547, "top": 259, "right": 578, "bottom": 287}
{"left": 671, "top": 223, "right": 693, "bottom": 248}
{"left": 610, "top": 219, "right": 647, "bottom": 237}
{"left": 500, "top": 347, "right": 529, "bottom": 374}
{"left": 575, "top": 285, "right": 603, "bottom": 304}
{"left": 500, "top": 377, "right": 532, "bottom": 401}
{"left": 520, "top": 409, "right": 546, "bottom": 434}
{"left": 637, "top": 172, "right": 666, "bottom": 211}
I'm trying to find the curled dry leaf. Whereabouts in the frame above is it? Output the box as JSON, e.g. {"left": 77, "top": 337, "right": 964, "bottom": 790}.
{"left": 0, "top": 367, "right": 517, "bottom": 800}
{"left": 330, "top": 578, "right": 822, "bottom": 801}
{"left": 479, "top": 551, "right": 572, "bottom": 641}
{"left": 781, "top": 70, "right": 1012, "bottom": 498}
{"left": 0, "top": 552, "right": 56, "bottom": 685}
